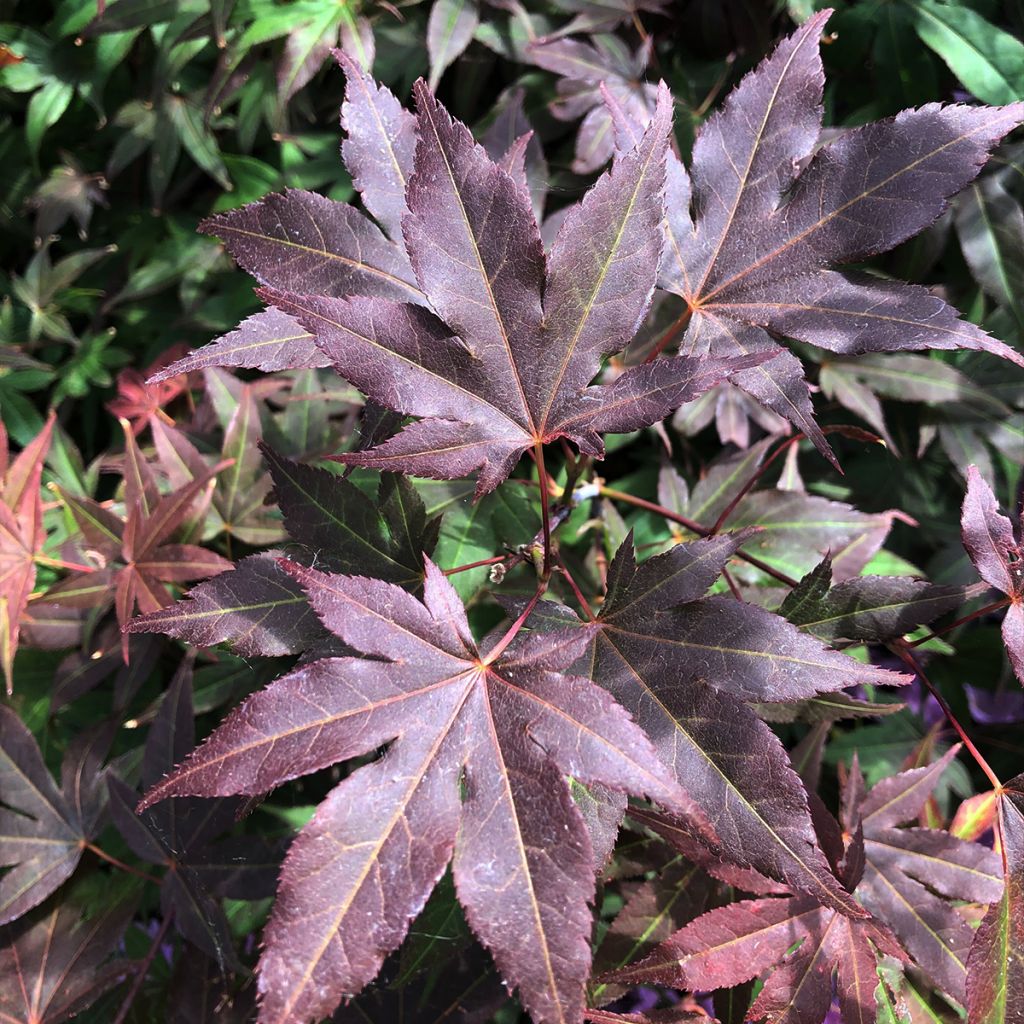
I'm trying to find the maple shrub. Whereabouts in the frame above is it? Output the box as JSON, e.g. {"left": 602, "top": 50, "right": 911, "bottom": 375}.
{"left": 4, "top": 7, "right": 1024, "bottom": 1024}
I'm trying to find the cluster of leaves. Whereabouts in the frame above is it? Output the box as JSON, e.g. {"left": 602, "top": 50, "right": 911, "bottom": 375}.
{"left": 3, "top": 2, "right": 1024, "bottom": 1023}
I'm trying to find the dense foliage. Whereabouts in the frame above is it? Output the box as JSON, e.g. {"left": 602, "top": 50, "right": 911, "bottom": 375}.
{"left": 2, "top": 1, "right": 1024, "bottom": 1023}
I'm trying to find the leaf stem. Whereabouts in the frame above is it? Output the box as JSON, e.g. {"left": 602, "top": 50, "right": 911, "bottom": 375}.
{"left": 643, "top": 307, "right": 692, "bottom": 364}
{"left": 34, "top": 554, "right": 96, "bottom": 573}
{"left": 443, "top": 555, "right": 508, "bottom": 576}
{"left": 535, "top": 443, "right": 553, "bottom": 578}
{"left": 722, "top": 567, "right": 744, "bottom": 601}
{"left": 710, "top": 433, "right": 804, "bottom": 535}
{"left": 111, "top": 910, "right": 175, "bottom": 1024}
{"left": 555, "top": 556, "right": 596, "bottom": 621}
{"left": 84, "top": 842, "right": 162, "bottom": 885}
{"left": 485, "top": 585, "right": 545, "bottom": 664}
{"left": 905, "top": 597, "right": 1011, "bottom": 648}
{"left": 890, "top": 641, "right": 1002, "bottom": 791}
{"left": 598, "top": 484, "right": 800, "bottom": 587}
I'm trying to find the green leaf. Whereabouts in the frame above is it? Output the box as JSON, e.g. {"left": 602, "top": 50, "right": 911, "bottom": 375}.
{"left": 909, "top": 0, "right": 1024, "bottom": 105}
{"left": 166, "top": 96, "right": 231, "bottom": 190}
{"left": 26, "top": 80, "right": 73, "bottom": 159}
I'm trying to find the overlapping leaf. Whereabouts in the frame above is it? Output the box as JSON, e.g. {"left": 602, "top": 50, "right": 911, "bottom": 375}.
{"left": 967, "top": 772, "right": 1024, "bottom": 1024}
{"left": 528, "top": 34, "right": 657, "bottom": 174}
{"left": 0, "top": 892, "right": 134, "bottom": 1024}
{"left": 0, "top": 707, "right": 108, "bottom": 925}
{"left": 546, "top": 534, "right": 907, "bottom": 915}
{"left": 266, "top": 79, "right": 768, "bottom": 496}
{"left": 109, "top": 661, "right": 280, "bottom": 963}
{"left": 653, "top": 11, "right": 1024, "bottom": 460}
{"left": 780, "top": 554, "right": 979, "bottom": 644}
{"left": 128, "top": 448, "right": 438, "bottom": 656}
{"left": 961, "top": 465, "right": 1024, "bottom": 684}
{"left": 844, "top": 749, "right": 1003, "bottom": 1000}
{"left": 139, "top": 560, "right": 688, "bottom": 1024}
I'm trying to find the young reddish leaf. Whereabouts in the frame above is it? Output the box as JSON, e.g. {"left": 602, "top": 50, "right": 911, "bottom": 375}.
{"left": 967, "top": 773, "right": 1024, "bottom": 1024}
{"left": 658, "top": 11, "right": 1024, "bottom": 458}
{"left": 842, "top": 750, "right": 1004, "bottom": 1000}
{"left": 48, "top": 458, "right": 231, "bottom": 659}
{"left": 0, "top": 706, "right": 106, "bottom": 924}
{"left": 0, "top": 414, "right": 54, "bottom": 692}
{"left": 148, "top": 307, "right": 327, "bottom": 381}
{"left": 268, "top": 85, "right": 763, "bottom": 495}
{"left": 337, "top": 49, "right": 416, "bottom": 243}
{"left": 200, "top": 189, "right": 424, "bottom": 304}
{"left": 125, "top": 552, "right": 324, "bottom": 657}
{"left": 961, "top": 466, "right": 1024, "bottom": 683}
{"left": 140, "top": 560, "right": 689, "bottom": 1024}
{"left": 0, "top": 894, "right": 134, "bottom": 1024}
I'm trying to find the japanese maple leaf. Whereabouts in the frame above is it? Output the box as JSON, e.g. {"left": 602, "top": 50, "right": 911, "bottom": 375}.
{"left": 138, "top": 559, "right": 689, "bottom": 1024}
{"left": 0, "top": 413, "right": 54, "bottom": 692}
{"left": 108, "top": 661, "right": 280, "bottom": 964}
{"left": 106, "top": 343, "right": 190, "bottom": 435}
{"left": 0, "top": 893, "right": 133, "bottom": 1024}
{"left": 607, "top": 791, "right": 909, "bottom": 1024}
{"left": 0, "top": 708, "right": 109, "bottom": 924}
{"left": 543, "top": 533, "right": 907, "bottom": 916}
{"left": 961, "top": 465, "right": 1024, "bottom": 685}
{"left": 967, "top": 772, "right": 1024, "bottom": 1024}
{"left": 841, "top": 748, "right": 1003, "bottom": 1001}
{"left": 264, "top": 80, "right": 769, "bottom": 496}
{"left": 528, "top": 34, "right": 658, "bottom": 174}
{"left": 46, "top": 427, "right": 231, "bottom": 659}
{"left": 651, "top": 10, "right": 1024, "bottom": 461}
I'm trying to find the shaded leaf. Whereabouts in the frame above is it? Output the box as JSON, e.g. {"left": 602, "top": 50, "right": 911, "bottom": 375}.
{"left": 140, "top": 560, "right": 687, "bottom": 1024}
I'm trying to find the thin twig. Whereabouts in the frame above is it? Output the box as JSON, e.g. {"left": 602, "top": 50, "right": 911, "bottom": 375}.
{"left": 485, "top": 585, "right": 546, "bottom": 663}
{"left": 535, "top": 443, "right": 553, "bottom": 577}
{"left": 111, "top": 910, "right": 174, "bottom": 1024}
{"left": 85, "top": 842, "right": 162, "bottom": 885}
{"left": 443, "top": 555, "right": 507, "bottom": 577}
{"left": 906, "top": 597, "right": 1011, "bottom": 648}
{"left": 555, "top": 556, "right": 596, "bottom": 621}
{"left": 598, "top": 484, "right": 800, "bottom": 587}
{"left": 890, "top": 641, "right": 1002, "bottom": 791}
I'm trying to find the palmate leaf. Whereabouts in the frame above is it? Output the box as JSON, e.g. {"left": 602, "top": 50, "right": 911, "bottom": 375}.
{"left": 609, "top": 891, "right": 905, "bottom": 1024}
{"left": 0, "top": 892, "right": 134, "bottom": 1024}
{"left": 967, "top": 772, "right": 1024, "bottom": 1024}
{"left": 0, "top": 708, "right": 108, "bottom": 925}
{"left": 267, "top": 80, "right": 769, "bottom": 496}
{"left": 844, "top": 749, "right": 1003, "bottom": 1001}
{"left": 47, "top": 441, "right": 232, "bottom": 659}
{"left": 546, "top": 534, "right": 907, "bottom": 916}
{"left": 139, "top": 560, "right": 689, "bottom": 1024}
{"left": 961, "top": 466, "right": 1024, "bottom": 684}
{"left": 655, "top": 10, "right": 1024, "bottom": 461}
